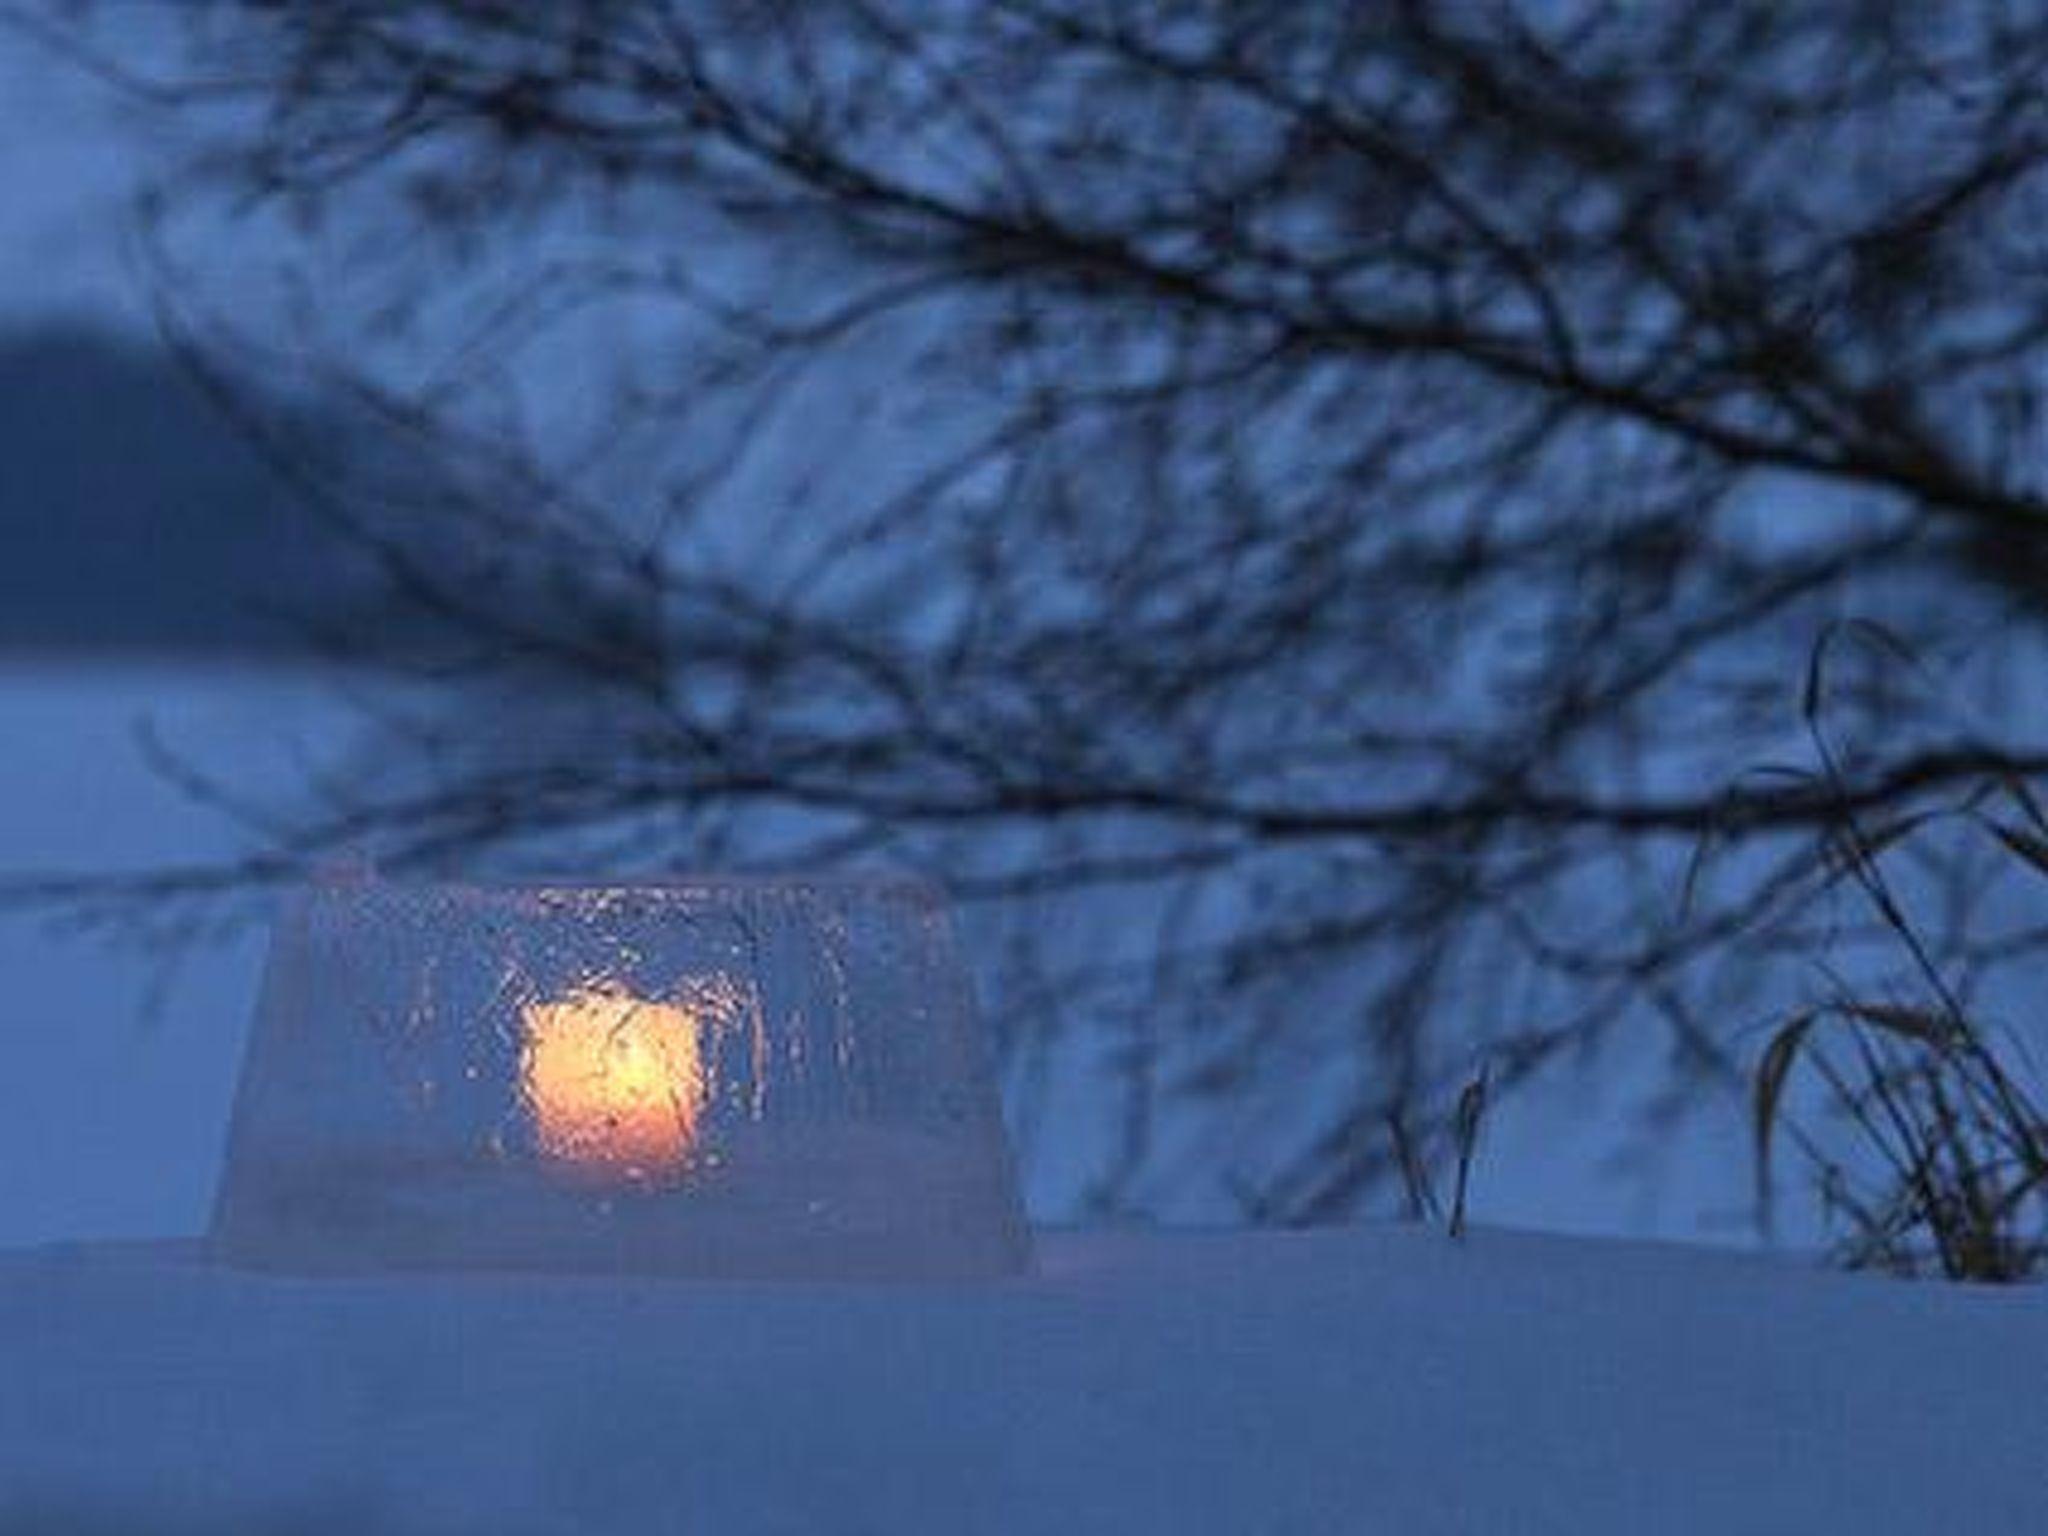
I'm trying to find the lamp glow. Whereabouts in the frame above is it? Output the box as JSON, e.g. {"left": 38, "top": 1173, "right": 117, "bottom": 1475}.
{"left": 520, "top": 983, "right": 706, "bottom": 1184}
{"left": 210, "top": 877, "right": 1031, "bottom": 1278}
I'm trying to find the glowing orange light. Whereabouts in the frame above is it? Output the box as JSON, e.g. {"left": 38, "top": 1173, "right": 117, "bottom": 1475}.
{"left": 520, "top": 983, "right": 706, "bottom": 1184}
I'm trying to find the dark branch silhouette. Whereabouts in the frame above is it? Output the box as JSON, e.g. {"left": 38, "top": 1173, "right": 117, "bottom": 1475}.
{"left": 17, "top": 0, "right": 2048, "bottom": 1217}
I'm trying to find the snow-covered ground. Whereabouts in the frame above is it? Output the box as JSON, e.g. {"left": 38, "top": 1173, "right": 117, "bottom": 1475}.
{"left": 0, "top": 1223, "right": 2038, "bottom": 1535}
{"left": 13, "top": 39, "right": 2016, "bottom": 1536}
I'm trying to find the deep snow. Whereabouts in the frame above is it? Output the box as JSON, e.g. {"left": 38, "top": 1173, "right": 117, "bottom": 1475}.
{"left": 0, "top": 1223, "right": 2039, "bottom": 1535}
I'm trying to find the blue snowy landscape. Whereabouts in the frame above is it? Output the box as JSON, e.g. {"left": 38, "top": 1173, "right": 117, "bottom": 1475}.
{"left": 1, "top": 6, "right": 2045, "bottom": 1532}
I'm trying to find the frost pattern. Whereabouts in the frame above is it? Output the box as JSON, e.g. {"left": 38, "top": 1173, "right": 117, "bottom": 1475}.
{"left": 209, "top": 876, "right": 1029, "bottom": 1279}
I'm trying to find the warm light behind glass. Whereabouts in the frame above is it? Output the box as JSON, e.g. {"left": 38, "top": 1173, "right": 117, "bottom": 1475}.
{"left": 212, "top": 877, "right": 1031, "bottom": 1278}
{"left": 520, "top": 983, "right": 706, "bottom": 1184}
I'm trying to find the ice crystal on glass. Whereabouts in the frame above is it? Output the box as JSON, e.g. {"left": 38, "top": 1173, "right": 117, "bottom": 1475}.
{"left": 209, "top": 876, "right": 1029, "bottom": 1279}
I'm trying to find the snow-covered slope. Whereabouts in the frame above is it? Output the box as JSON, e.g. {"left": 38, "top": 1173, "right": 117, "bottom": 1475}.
{"left": 0, "top": 1224, "right": 2037, "bottom": 1535}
